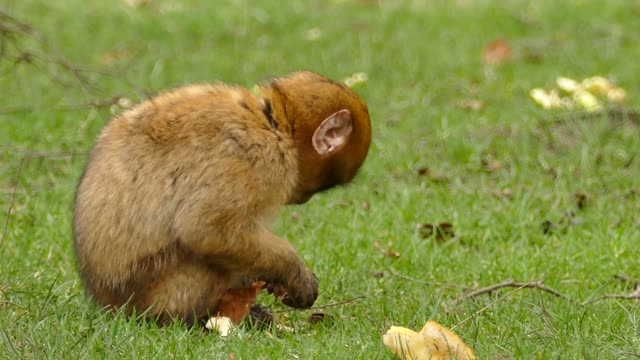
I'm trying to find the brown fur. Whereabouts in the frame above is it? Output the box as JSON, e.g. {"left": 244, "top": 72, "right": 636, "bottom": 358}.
{"left": 73, "top": 71, "right": 371, "bottom": 325}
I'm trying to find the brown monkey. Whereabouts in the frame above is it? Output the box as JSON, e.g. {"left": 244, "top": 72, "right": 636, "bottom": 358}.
{"left": 73, "top": 71, "right": 371, "bottom": 325}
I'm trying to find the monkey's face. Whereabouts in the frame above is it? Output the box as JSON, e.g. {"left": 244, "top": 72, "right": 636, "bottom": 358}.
{"left": 267, "top": 72, "right": 371, "bottom": 204}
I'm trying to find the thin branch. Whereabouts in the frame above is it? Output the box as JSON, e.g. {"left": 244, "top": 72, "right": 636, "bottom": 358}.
{"left": 587, "top": 285, "right": 640, "bottom": 304}
{"left": 0, "top": 157, "right": 25, "bottom": 249}
{"left": 452, "top": 279, "right": 577, "bottom": 330}
{"left": 463, "top": 278, "right": 576, "bottom": 303}
{"left": 452, "top": 284, "right": 530, "bottom": 330}
{"left": 613, "top": 273, "right": 639, "bottom": 284}
{"left": 0, "top": 10, "right": 139, "bottom": 98}
{"left": 387, "top": 268, "right": 473, "bottom": 290}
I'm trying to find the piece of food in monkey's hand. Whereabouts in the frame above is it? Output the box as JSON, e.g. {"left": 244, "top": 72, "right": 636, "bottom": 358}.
{"left": 215, "top": 281, "right": 265, "bottom": 323}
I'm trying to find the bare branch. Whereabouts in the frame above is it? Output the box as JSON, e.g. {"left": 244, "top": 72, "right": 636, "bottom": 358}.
{"left": 587, "top": 285, "right": 640, "bottom": 304}
{"left": 463, "top": 278, "right": 576, "bottom": 303}
{"left": 613, "top": 273, "right": 639, "bottom": 285}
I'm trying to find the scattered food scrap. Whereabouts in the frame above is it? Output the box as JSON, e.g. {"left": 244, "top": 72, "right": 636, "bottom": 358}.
{"left": 383, "top": 320, "right": 476, "bottom": 360}
{"left": 482, "top": 37, "right": 513, "bottom": 65}
{"left": 343, "top": 72, "right": 368, "bottom": 88}
{"left": 205, "top": 316, "right": 234, "bottom": 337}
{"left": 530, "top": 76, "right": 626, "bottom": 111}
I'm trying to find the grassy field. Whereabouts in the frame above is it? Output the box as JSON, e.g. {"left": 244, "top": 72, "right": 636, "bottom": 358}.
{"left": 2, "top": 0, "right": 640, "bottom": 358}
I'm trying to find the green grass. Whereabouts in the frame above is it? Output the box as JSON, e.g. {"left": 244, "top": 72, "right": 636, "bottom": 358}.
{"left": 2, "top": 0, "right": 640, "bottom": 358}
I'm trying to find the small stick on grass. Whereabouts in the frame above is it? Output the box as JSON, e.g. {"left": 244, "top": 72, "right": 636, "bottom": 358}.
{"left": 463, "top": 278, "right": 577, "bottom": 304}
{"left": 613, "top": 273, "right": 639, "bottom": 285}
{"left": 452, "top": 279, "right": 577, "bottom": 330}
{"left": 587, "top": 285, "right": 640, "bottom": 303}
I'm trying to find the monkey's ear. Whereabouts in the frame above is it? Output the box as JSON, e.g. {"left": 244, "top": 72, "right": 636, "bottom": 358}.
{"left": 312, "top": 109, "right": 353, "bottom": 155}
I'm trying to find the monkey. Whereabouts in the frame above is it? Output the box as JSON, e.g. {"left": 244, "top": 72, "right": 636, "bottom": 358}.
{"left": 72, "top": 71, "right": 371, "bottom": 326}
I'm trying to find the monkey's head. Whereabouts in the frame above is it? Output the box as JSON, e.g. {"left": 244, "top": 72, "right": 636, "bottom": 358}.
{"left": 263, "top": 71, "right": 372, "bottom": 204}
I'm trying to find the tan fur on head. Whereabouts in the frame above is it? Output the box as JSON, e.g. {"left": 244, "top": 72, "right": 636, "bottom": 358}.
{"left": 73, "top": 72, "right": 371, "bottom": 325}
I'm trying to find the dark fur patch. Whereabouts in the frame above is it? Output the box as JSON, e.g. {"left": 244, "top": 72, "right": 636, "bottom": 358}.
{"left": 262, "top": 100, "right": 278, "bottom": 130}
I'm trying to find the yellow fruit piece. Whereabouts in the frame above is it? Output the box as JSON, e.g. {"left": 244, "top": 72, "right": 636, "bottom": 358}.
{"left": 581, "top": 76, "right": 613, "bottom": 95}
{"left": 529, "top": 88, "right": 572, "bottom": 109}
{"left": 383, "top": 326, "right": 419, "bottom": 360}
{"left": 573, "top": 89, "right": 601, "bottom": 112}
{"left": 556, "top": 77, "right": 580, "bottom": 93}
{"left": 343, "top": 72, "right": 368, "bottom": 88}
{"left": 383, "top": 320, "right": 476, "bottom": 360}
{"left": 607, "top": 87, "right": 626, "bottom": 103}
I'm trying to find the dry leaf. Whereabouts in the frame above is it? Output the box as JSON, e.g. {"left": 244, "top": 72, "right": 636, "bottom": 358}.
{"left": 455, "top": 99, "right": 483, "bottom": 111}
{"left": 383, "top": 320, "right": 476, "bottom": 360}
{"left": 373, "top": 240, "right": 400, "bottom": 258}
{"left": 308, "top": 312, "right": 333, "bottom": 325}
{"left": 574, "top": 191, "right": 589, "bottom": 210}
{"left": 417, "top": 223, "right": 455, "bottom": 242}
{"left": 216, "top": 281, "right": 265, "bottom": 323}
{"left": 482, "top": 38, "right": 512, "bottom": 65}
{"left": 541, "top": 219, "right": 554, "bottom": 235}
{"left": 417, "top": 167, "right": 430, "bottom": 176}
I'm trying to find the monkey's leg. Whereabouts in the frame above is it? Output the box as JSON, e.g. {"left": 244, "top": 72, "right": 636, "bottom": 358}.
{"left": 132, "top": 261, "right": 232, "bottom": 326}
{"left": 177, "top": 223, "right": 318, "bottom": 309}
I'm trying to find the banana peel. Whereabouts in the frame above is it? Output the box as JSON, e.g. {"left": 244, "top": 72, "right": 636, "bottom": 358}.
{"left": 383, "top": 320, "right": 476, "bottom": 360}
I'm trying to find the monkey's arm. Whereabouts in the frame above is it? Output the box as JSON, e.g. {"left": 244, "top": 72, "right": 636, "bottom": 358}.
{"left": 173, "top": 208, "right": 318, "bottom": 309}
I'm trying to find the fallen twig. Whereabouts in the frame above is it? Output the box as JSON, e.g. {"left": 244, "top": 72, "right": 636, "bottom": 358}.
{"left": 452, "top": 284, "right": 530, "bottom": 330}
{"left": 587, "top": 285, "right": 640, "bottom": 304}
{"left": 613, "top": 273, "right": 639, "bottom": 285}
{"left": 463, "top": 278, "right": 576, "bottom": 303}
{"left": 451, "top": 279, "right": 577, "bottom": 330}
{"left": 0, "top": 157, "right": 25, "bottom": 249}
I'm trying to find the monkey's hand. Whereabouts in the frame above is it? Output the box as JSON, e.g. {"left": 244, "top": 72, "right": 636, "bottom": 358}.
{"left": 267, "top": 266, "right": 318, "bottom": 309}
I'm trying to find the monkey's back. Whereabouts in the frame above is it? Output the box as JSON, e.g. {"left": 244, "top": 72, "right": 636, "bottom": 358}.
{"left": 73, "top": 84, "right": 297, "bottom": 303}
